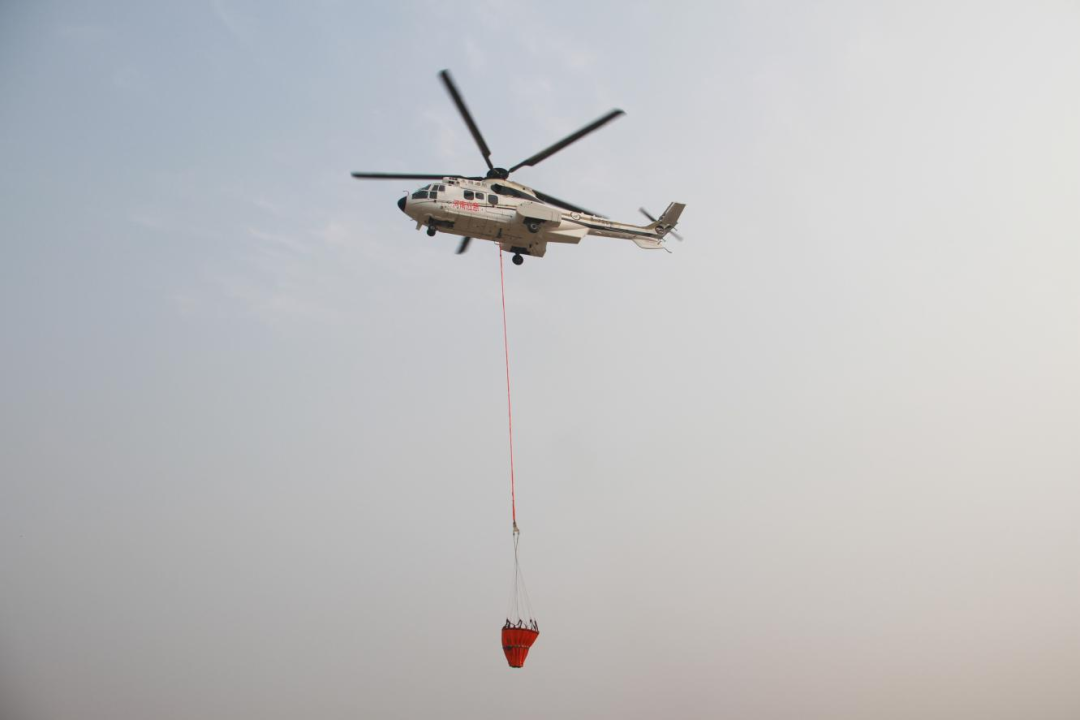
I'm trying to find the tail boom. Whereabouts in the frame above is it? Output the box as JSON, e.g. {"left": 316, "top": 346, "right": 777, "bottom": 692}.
{"left": 568, "top": 201, "right": 686, "bottom": 249}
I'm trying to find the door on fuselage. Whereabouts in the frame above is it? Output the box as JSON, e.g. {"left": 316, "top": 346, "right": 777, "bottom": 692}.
{"left": 458, "top": 188, "right": 501, "bottom": 239}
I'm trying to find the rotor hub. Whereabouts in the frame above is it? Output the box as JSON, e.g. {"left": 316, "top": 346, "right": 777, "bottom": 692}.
{"left": 486, "top": 167, "right": 510, "bottom": 180}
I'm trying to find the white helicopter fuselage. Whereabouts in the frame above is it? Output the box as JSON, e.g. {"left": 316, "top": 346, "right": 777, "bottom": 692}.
{"left": 399, "top": 177, "right": 684, "bottom": 259}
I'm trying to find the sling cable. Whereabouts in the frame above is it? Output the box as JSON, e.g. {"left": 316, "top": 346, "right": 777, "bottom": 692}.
{"left": 498, "top": 247, "right": 539, "bottom": 669}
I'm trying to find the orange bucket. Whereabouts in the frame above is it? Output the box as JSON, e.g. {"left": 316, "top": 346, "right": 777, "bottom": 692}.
{"left": 501, "top": 625, "right": 539, "bottom": 668}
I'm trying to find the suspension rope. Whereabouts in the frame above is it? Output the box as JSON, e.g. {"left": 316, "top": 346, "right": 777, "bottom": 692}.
{"left": 498, "top": 247, "right": 518, "bottom": 534}
{"left": 498, "top": 247, "right": 537, "bottom": 630}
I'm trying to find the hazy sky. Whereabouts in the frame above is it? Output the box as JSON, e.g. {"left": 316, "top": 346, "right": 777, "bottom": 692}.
{"left": 2, "top": 2, "right": 1078, "bottom": 719}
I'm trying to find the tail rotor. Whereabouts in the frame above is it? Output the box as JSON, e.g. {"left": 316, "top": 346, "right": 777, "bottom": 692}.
{"left": 639, "top": 208, "right": 684, "bottom": 241}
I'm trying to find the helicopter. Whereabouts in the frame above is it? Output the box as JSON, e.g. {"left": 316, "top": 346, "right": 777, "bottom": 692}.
{"left": 352, "top": 70, "right": 685, "bottom": 265}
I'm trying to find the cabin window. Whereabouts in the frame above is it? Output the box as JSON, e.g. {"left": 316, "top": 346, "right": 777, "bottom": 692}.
{"left": 464, "top": 190, "right": 474, "bottom": 200}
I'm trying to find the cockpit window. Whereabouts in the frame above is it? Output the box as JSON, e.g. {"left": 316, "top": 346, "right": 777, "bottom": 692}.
{"left": 488, "top": 194, "right": 498, "bottom": 205}
{"left": 439, "top": 184, "right": 446, "bottom": 192}
{"left": 412, "top": 190, "right": 428, "bottom": 200}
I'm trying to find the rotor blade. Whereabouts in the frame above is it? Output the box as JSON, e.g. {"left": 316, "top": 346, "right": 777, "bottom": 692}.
{"left": 439, "top": 70, "right": 494, "bottom": 171}
{"left": 639, "top": 207, "right": 683, "bottom": 240}
{"left": 508, "top": 109, "right": 625, "bottom": 173}
{"left": 534, "top": 189, "right": 605, "bottom": 219}
{"left": 456, "top": 237, "right": 472, "bottom": 254}
{"left": 351, "top": 172, "right": 480, "bottom": 181}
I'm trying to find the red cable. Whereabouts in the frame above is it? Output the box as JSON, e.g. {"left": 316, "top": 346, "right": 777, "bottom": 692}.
{"left": 498, "top": 247, "right": 517, "bottom": 529}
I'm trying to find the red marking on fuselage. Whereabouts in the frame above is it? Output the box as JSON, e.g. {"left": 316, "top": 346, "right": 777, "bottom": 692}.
{"left": 452, "top": 200, "right": 481, "bottom": 212}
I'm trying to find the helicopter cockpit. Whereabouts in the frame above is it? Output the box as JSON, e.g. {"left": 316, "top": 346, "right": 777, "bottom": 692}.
{"left": 410, "top": 183, "right": 445, "bottom": 200}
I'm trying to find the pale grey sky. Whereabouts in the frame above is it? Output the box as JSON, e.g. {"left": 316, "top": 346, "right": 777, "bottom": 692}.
{"left": 2, "top": 2, "right": 1078, "bottom": 719}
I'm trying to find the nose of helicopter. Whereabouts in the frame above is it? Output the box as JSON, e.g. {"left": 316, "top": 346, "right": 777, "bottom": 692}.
{"left": 397, "top": 196, "right": 407, "bottom": 214}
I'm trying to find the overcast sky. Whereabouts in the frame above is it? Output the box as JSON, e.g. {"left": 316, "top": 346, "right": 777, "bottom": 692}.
{"left": 2, "top": 2, "right": 1078, "bottom": 719}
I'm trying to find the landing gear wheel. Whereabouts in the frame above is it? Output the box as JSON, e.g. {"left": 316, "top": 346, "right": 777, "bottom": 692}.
{"left": 512, "top": 254, "right": 524, "bottom": 266}
{"left": 526, "top": 221, "right": 540, "bottom": 234}
{"left": 426, "top": 225, "right": 437, "bottom": 237}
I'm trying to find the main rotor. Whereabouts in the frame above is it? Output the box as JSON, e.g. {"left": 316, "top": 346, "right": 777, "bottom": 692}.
{"left": 352, "top": 69, "right": 623, "bottom": 216}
